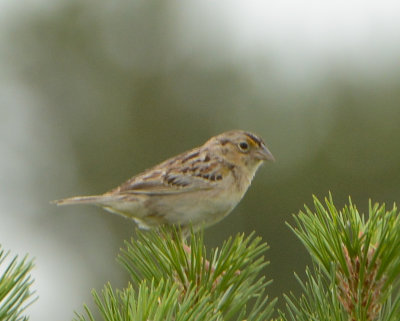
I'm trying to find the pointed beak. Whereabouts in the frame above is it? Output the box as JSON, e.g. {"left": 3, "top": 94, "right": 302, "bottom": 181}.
{"left": 255, "top": 144, "right": 275, "bottom": 162}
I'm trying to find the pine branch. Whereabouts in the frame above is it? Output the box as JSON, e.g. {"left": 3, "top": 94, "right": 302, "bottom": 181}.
{"left": 281, "top": 265, "right": 347, "bottom": 321}
{"left": 75, "top": 279, "right": 223, "bottom": 321}
{"left": 0, "top": 246, "right": 36, "bottom": 321}
{"left": 283, "top": 195, "right": 400, "bottom": 321}
{"left": 76, "top": 227, "right": 276, "bottom": 321}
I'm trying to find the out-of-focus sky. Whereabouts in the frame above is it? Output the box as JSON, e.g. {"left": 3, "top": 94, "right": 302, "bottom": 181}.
{"left": 1, "top": 1, "right": 400, "bottom": 320}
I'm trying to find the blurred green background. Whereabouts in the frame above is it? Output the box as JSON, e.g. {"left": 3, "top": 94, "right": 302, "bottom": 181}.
{"left": 1, "top": 1, "right": 400, "bottom": 320}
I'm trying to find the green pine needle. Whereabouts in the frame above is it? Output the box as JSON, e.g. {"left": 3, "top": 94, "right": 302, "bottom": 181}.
{"left": 77, "top": 227, "right": 276, "bottom": 321}
{"left": 0, "top": 246, "right": 36, "bottom": 321}
{"left": 285, "top": 195, "right": 400, "bottom": 321}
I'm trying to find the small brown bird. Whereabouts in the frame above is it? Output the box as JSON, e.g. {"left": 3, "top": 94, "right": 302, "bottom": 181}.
{"left": 54, "top": 130, "right": 274, "bottom": 233}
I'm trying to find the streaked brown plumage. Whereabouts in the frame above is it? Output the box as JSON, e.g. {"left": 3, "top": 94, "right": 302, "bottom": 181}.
{"left": 54, "top": 130, "right": 274, "bottom": 232}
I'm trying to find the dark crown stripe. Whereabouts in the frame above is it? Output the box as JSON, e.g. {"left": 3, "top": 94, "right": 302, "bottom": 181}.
{"left": 244, "top": 132, "right": 263, "bottom": 146}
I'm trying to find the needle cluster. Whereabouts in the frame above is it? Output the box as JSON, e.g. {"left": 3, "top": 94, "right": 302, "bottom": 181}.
{"left": 75, "top": 227, "right": 276, "bottom": 321}
{"left": 0, "top": 246, "right": 36, "bottom": 321}
{"left": 284, "top": 195, "right": 400, "bottom": 321}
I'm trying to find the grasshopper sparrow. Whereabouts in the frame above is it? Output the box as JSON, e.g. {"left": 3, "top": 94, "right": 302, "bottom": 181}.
{"left": 54, "top": 130, "right": 274, "bottom": 232}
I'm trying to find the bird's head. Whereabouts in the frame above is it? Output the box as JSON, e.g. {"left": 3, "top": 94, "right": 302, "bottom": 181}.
{"left": 206, "top": 130, "right": 275, "bottom": 175}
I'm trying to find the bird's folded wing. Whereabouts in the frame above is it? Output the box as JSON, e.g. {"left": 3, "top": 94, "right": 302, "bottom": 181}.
{"left": 113, "top": 172, "right": 216, "bottom": 195}
{"left": 109, "top": 154, "right": 230, "bottom": 196}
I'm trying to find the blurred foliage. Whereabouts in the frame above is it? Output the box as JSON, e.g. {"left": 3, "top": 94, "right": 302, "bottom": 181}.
{"left": 2, "top": 0, "right": 400, "bottom": 317}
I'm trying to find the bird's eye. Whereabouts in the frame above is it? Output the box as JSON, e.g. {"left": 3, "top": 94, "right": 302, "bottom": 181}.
{"left": 238, "top": 141, "right": 249, "bottom": 151}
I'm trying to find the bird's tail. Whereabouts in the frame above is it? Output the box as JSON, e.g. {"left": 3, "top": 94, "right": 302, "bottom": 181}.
{"left": 52, "top": 195, "right": 113, "bottom": 206}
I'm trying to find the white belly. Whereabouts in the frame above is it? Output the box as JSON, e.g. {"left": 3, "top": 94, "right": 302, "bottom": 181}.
{"left": 150, "top": 188, "right": 244, "bottom": 228}
{"left": 101, "top": 176, "right": 250, "bottom": 230}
